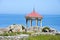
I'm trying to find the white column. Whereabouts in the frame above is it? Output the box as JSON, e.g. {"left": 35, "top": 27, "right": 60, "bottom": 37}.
{"left": 40, "top": 19, "right": 42, "bottom": 27}
{"left": 36, "top": 19, "right": 38, "bottom": 27}
{"left": 26, "top": 19, "right": 28, "bottom": 32}
{"left": 40, "top": 19, "right": 42, "bottom": 32}
{"left": 26, "top": 19, "right": 28, "bottom": 28}
{"left": 36, "top": 19, "right": 38, "bottom": 31}
{"left": 30, "top": 19, "right": 32, "bottom": 27}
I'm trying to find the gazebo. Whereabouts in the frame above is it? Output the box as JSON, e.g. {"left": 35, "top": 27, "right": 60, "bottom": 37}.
{"left": 25, "top": 9, "right": 43, "bottom": 31}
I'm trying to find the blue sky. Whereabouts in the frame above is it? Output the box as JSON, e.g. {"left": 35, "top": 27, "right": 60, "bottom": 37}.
{"left": 0, "top": 0, "right": 60, "bottom": 15}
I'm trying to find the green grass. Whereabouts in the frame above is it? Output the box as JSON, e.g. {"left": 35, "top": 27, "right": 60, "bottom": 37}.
{"left": 27, "top": 35, "right": 60, "bottom": 40}
{"left": 0, "top": 32, "right": 32, "bottom": 36}
{"left": 0, "top": 32, "right": 21, "bottom": 36}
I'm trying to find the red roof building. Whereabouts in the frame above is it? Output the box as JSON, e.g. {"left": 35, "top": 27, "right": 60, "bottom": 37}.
{"left": 25, "top": 9, "right": 43, "bottom": 32}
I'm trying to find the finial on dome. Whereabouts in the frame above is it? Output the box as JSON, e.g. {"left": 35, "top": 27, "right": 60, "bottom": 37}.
{"left": 33, "top": 8, "right": 35, "bottom": 12}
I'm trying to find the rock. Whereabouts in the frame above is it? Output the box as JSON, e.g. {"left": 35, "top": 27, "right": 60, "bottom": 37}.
{"left": 7, "top": 24, "right": 25, "bottom": 32}
{"left": 0, "top": 28, "right": 9, "bottom": 34}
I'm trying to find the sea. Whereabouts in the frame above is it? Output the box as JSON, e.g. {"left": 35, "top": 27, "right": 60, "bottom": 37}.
{"left": 0, "top": 14, "right": 60, "bottom": 31}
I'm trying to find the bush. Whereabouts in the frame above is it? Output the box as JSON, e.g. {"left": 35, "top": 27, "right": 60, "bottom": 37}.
{"left": 42, "top": 27, "right": 50, "bottom": 32}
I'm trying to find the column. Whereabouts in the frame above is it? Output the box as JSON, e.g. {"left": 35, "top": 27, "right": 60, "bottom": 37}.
{"left": 40, "top": 19, "right": 42, "bottom": 27}
{"left": 26, "top": 19, "right": 28, "bottom": 32}
{"left": 40, "top": 19, "right": 42, "bottom": 32}
{"left": 36, "top": 19, "right": 38, "bottom": 27}
{"left": 30, "top": 19, "right": 32, "bottom": 27}
{"left": 26, "top": 19, "right": 28, "bottom": 27}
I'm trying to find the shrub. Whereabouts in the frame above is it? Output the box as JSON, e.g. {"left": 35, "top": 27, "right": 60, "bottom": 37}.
{"left": 42, "top": 27, "right": 50, "bottom": 32}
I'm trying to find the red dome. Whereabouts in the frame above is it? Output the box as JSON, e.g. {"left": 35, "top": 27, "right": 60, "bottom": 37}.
{"left": 26, "top": 10, "right": 43, "bottom": 18}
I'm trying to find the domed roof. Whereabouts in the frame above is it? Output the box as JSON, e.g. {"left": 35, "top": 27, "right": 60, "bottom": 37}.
{"left": 26, "top": 9, "right": 43, "bottom": 18}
